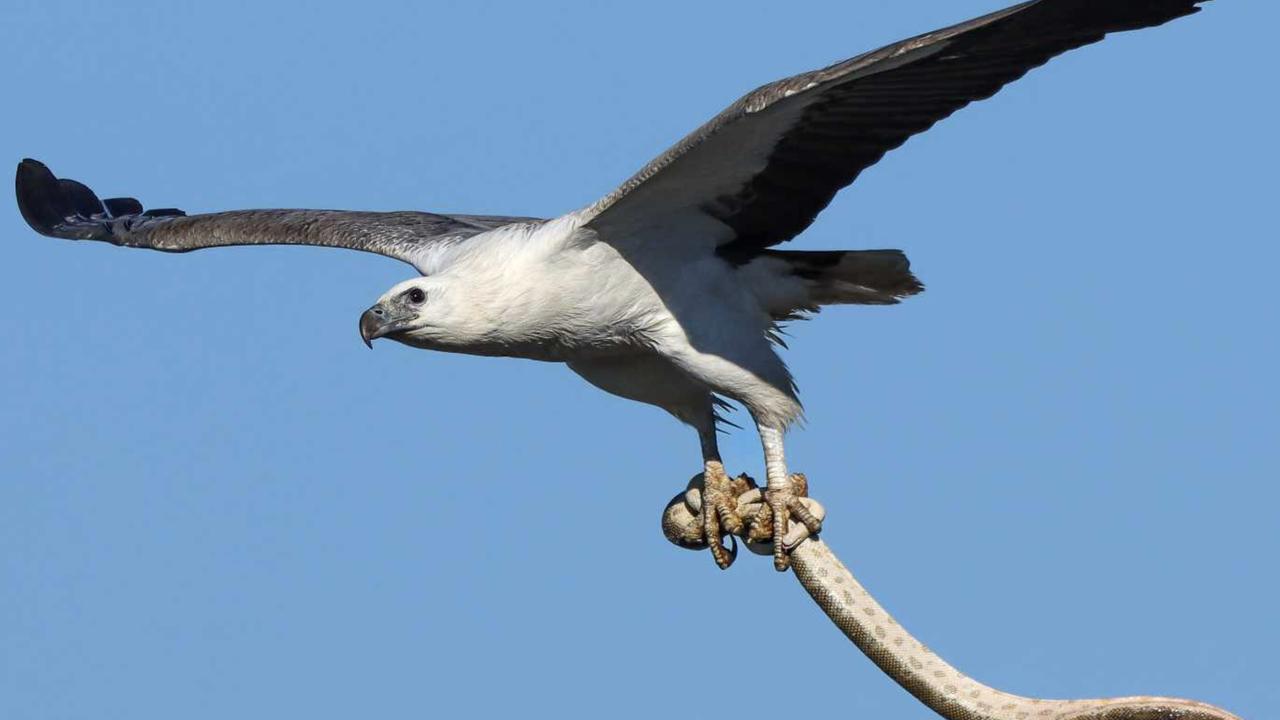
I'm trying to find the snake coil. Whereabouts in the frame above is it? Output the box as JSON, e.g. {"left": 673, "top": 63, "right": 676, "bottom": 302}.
{"left": 662, "top": 474, "right": 1242, "bottom": 720}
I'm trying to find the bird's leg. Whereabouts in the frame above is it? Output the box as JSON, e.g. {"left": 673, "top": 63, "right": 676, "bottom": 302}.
{"left": 754, "top": 425, "right": 822, "bottom": 571}
{"left": 699, "top": 426, "right": 744, "bottom": 570}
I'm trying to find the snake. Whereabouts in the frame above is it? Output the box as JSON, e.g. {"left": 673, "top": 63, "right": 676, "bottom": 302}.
{"left": 662, "top": 478, "right": 1243, "bottom": 720}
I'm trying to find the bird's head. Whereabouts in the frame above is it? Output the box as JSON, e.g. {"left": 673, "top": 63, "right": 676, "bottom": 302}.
{"left": 359, "top": 277, "right": 448, "bottom": 350}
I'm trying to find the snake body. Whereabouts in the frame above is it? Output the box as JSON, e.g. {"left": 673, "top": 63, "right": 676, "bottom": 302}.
{"left": 790, "top": 538, "right": 1240, "bottom": 720}
{"left": 662, "top": 478, "right": 1242, "bottom": 720}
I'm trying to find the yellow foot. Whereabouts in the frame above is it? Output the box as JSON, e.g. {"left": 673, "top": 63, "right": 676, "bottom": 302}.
{"left": 661, "top": 472, "right": 824, "bottom": 571}
{"left": 660, "top": 466, "right": 752, "bottom": 569}
{"left": 701, "top": 462, "right": 749, "bottom": 569}
{"left": 747, "top": 474, "right": 824, "bottom": 571}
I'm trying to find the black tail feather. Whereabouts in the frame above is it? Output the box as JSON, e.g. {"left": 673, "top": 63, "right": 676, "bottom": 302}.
{"left": 767, "top": 249, "right": 924, "bottom": 306}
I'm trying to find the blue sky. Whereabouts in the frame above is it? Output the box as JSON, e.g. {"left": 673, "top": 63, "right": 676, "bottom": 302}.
{"left": 1, "top": 1, "right": 1274, "bottom": 718}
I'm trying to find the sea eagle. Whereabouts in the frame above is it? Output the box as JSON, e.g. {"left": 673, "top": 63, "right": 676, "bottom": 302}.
{"left": 16, "top": 0, "right": 1215, "bottom": 570}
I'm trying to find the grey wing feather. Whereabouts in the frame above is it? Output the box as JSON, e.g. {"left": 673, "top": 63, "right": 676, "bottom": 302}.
{"left": 585, "top": 0, "right": 1208, "bottom": 255}
{"left": 15, "top": 159, "right": 542, "bottom": 275}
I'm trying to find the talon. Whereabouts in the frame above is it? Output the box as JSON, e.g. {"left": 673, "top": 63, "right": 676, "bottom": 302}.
{"left": 709, "top": 533, "right": 737, "bottom": 569}
{"left": 703, "top": 500, "right": 733, "bottom": 569}
{"left": 716, "top": 502, "right": 744, "bottom": 536}
{"left": 790, "top": 496, "right": 823, "bottom": 535}
{"left": 757, "top": 474, "right": 823, "bottom": 571}
{"left": 701, "top": 463, "right": 747, "bottom": 570}
{"left": 746, "top": 499, "right": 774, "bottom": 545}
{"left": 662, "top": 469, "right": 823, "bottom": 570}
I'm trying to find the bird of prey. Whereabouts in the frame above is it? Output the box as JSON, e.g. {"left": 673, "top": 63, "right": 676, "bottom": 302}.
{"left": 17, "top": 0, "right": 1216, "bottom": 571}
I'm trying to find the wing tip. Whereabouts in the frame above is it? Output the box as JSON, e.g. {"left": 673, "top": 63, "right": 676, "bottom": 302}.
{"left": 15, "top": 158, "right": 79, "bottom": 239}
{"left": 14, "top": 159, "right": 165, "bottom": 243}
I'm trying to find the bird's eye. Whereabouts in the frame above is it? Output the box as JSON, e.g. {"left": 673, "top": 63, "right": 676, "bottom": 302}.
{"left": 406, "top": 288, "right": 426, "bottom": 304}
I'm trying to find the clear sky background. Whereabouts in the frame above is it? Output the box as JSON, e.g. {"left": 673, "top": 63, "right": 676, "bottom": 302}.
{"left": 1, "top": 1, "right": 1275, "bottom": 718}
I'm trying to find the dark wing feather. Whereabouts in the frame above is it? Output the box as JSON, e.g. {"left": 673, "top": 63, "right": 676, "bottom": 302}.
{"left": 15, "top": 159, "right": 541, "bottom": 275}
{"left": 584, "top": 0, "right": 1208, "bottom": 255}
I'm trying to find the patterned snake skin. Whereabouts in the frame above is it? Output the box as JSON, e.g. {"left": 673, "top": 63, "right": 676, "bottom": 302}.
{"left": 791, "top": 539, "right": 1240, "bottom": 720}
{"left": 662, "top": 476, "right": 1242, "bottom": 720}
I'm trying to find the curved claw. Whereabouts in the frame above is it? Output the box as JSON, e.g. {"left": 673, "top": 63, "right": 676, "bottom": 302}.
{"left": 781, "top": 497, "right": 824, "bottom": 549}
{"left": 741, "top": 475, "right": 826, "bottom": 566}
{"left": 703, "top": 499, "right": 735, "bottom": 569}
{"left": 710, "top": 533, "right": 738, "bottom": 570}
{"left": 659, "top": 474, "right": 746, "bottom": 569}
{"left": 661, "top": 471, "right": 824, "bottom": 570}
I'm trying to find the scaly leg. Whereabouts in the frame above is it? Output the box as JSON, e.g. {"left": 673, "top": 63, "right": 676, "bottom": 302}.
{"left": 756, "top": 424, "right": 822, "bottom": 571}
{"left": 698, "top": 425, "right": 745, "bottom": 569}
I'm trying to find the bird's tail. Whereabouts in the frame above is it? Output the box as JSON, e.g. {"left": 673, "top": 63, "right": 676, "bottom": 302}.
{"left": 739, "top": 249, "right": 924, "bottom": 319}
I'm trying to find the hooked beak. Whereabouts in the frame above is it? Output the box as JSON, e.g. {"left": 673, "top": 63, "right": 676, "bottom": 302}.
{"left": 359, "top": 304, "right": 415, "bottom": 348}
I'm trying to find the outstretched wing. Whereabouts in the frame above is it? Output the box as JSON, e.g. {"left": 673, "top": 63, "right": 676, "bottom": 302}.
{"left": 584, "top": 0, "right": 1208, "bottom": 256}
{"left": 15, "top": 159, "right": 541, "bottom": 275}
